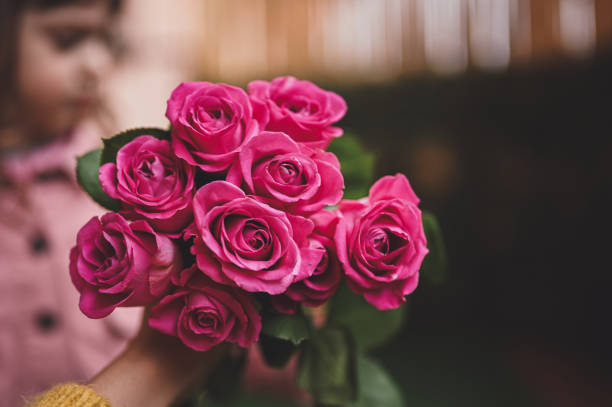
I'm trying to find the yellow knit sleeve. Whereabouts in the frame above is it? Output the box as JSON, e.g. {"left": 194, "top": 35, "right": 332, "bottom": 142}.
{"left": 27, "top": 383, "right": 111, "bottom": 407}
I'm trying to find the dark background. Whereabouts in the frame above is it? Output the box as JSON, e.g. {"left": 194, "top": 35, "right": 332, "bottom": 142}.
{"left": 334, "top": 47, "right": 612, "bottom": 407}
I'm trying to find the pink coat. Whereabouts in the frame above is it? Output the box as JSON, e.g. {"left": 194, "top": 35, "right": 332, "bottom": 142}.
{"left": 0, "top": 134, "right": 141, "bottom": 406}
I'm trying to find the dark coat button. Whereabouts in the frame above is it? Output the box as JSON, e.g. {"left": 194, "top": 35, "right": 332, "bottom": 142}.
{"left": 29, "top": 230, "right": 49, "bottom": 254}
{"left": 35, "top": 311, "right": 59, "bottom": 332}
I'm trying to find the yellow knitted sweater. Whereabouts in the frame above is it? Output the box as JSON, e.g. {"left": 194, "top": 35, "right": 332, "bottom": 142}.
{"left": 28, "top": 383, "right": 111, "bottom": 407}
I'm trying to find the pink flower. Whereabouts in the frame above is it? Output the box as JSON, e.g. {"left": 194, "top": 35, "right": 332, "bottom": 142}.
{"left": 335, "top": 174, "right": 428, "bottom": 310}
{"left": 248, "top": 76, "right": 347, "bottom": 149}
{"left": 271, "top": 210, "right": 342, "bottom": 314}
{"left": 149, "top": 266, "right": 261, "bottom": 351}
{"left": 226, "top": 132, "right": 344, "bottom": 215}
{"left": 69, "top": 213, "right": 182, "bottom": 318}
{"left": 190, "top": 181, "right": 322, "bottom": 295}
{"left": 99, "top": 136, "right": 195, "bottom": 234}
{"left": 166, "top": 82, "right": 268, "bottom": 173}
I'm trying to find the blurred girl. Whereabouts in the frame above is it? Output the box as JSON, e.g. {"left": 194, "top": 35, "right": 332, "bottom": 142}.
{"left": 0, "top": 2, "right": 310, "bottom": 406}
{"left": 0, "top": 1, "right": 142, "bottom": 404}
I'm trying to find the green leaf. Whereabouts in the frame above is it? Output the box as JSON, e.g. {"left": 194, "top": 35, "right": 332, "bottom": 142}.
{"left": 203, "top": 351, "right": 246, "bottom": 402}
{"left": 259, "top": 334, "right": 297, "bottom": 368}
{"left": 421, "top": 211, "right": 448, "bottom": 285}
{"left": 297, "top": 326, "right": 357, "bottom": 405}
{"left": 172, "top": 352, "right": 247, "bottom": 407}
{"left": 76, "top": 149, "right": 121, "bottom": 211}
{"left": 296, "top": 340, "right": 315, "bottom": 394}
{"left": 327, "top": 133, "right": 375, "bottom": 200}
{"left": 328, "top": 283, "right": 405, "bottom": 350}
{"left": 261, "top": 312, "right": 310, "bottom": 345}
{"left": 349, "top": 355, "right": 404, "bottom": 407}
{"left": 101, "top": 127, "right": 170, "bottom": 164}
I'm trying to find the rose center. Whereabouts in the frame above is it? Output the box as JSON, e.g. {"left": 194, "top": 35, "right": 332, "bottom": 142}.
{"left": 197, "top": 312, "right": 217, "bottom": 330}
{"left": 280, "top": 96, "right": 319, "bottom": 116}
{"left": 277, "top": 162, "right": 300, "bottom": 184}
{"left": 243, "top": 222, "right": 269, "bottom": 250}
{"left": 368, "top": 228, "right": 408, "bottom": 255}
{"left": 185, "top": 307, "right": 222, "bottom": 335}
{"left": 138, "top": 161, "right": 154, "bottom": 178}
{"left": 195, "top": 105, "right": 233, "bottom": 129}
{"left": 289, "top": 104, "right": 304, "bottom": 113}
{"left": 94, "top": 236, "right": 127, "bottom": 288}
{"left": 137, "top": 156, "right": 172, "bottom": 180}
{"left": 370, "top": 229, "right": 388, "bottom": 254}
{"left": 314, "top": 251, "right": 329, "bottom": 276}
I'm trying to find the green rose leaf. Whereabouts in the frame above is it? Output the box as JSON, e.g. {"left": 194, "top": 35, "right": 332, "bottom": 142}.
{"left": 101, "top": 127, "right": 170, "bottom": 164}
{"left": 261, "top": 311, "right": 310, "bottom": 345}
{"left": 297, "top": 326, "right": 357, "bottom": 406}
{"left": 328, "top": 283, "right": 405, "bottom": 350}
{"left": 259, "top": 334, "right": 297, "bottom": 368}
{"left": 420, "top": 211, "right": 448, "bottom": 285}
{"left": 327, "top": 133, "right": 375, "bottom": 200}
{"left": 349, "top": 354, "right": 404, "bottom": 407}
{"left": 76, "top": 148, "right": 121, "bottom": 211}
{"left": 200, "top": 351, "right": 246, "bottom": 402}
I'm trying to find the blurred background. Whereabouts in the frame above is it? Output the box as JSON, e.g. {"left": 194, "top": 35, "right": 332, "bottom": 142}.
{"left": 75, "top": 0, "right": 612, "bottom": 405}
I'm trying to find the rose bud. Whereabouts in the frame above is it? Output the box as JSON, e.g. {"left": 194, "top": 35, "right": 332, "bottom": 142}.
{"left": 149, "top": 266, "right": 262, "bottom": 351}
{"left": 248, "top": 76, "right": 347, "bottom": 149}
{"left": 166, "top": 82, "right": 268, "bottom": 173}
{"left": 335, "top": 174, "right": 428, "bottom": 310}
{"left": 190, "top": 181, "right": 323, "bottom": 295}
{"left": 271, "top": 209, "right": 342, "bottom": 314}
{"left": 226, "top": 131, "right": 344, "bottom": 216}
{"left": 99, "top": 135, "right": 195, "bottom": 235}
{"left": 69, "top": 213, "right": 182, "bottom": 319}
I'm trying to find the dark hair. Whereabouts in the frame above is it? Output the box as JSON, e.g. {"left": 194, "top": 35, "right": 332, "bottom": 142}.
{"left": 0, "top": 0, "right": 121, "bottom": 126}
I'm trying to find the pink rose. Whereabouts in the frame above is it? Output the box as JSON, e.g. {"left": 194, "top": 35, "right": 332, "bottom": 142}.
{"left": 69, "top": 213, "right": 182, "bottom": 318}
{"left": 335, "top": 174, "right": 428, "bottom": 310}
{"left": 248, "top": 76, "right": 347, "bottom": 149}
{"left": 226, "top": 132, "right": 344, "bottom": 215}
{"left": 190, "top": 181, "right": 323, "bottom": 295}
{"left": 149, "top": 266, "right": 261, "bottom": 351}
{"left": 271, "top": 210, "right": 342, "bottom": 313}
{"left": 166, "top": 82, "right": 268, "bottom": 173}
{"left": 99, "top": 136, "right": 195, "bottom": 234}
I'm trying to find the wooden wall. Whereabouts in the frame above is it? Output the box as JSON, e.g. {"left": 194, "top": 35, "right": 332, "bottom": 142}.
{"left": 188, "top": 0, "right": 612, "bottom": 85}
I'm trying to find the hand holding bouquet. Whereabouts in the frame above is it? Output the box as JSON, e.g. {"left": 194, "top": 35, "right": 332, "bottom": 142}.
{"left": 71, "top": 76, "right": 444, "bottom": 406}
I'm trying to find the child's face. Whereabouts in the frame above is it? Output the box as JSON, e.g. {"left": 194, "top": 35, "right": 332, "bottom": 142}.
{"left": 16, "top": 1, "right": 116, "bottom": 139}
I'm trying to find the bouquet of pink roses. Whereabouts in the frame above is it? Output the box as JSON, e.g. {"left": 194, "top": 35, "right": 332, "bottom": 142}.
{"left": 71, "top": 76, "right": 444, "bottom": 406}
